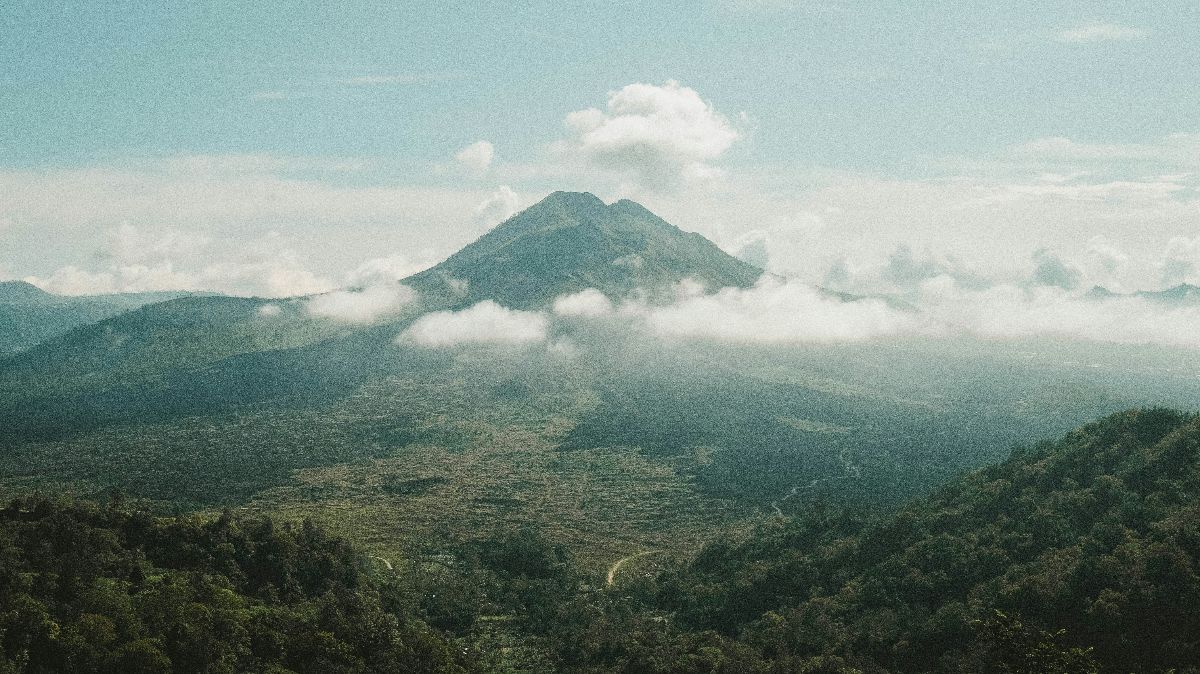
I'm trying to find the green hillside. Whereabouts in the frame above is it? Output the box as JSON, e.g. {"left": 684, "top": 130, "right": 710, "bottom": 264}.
{"left": 548, "top": 408, "right": 1198, "bottom": 672}
{"left": 0, "top": 281, "right": 190, "bottom": 357}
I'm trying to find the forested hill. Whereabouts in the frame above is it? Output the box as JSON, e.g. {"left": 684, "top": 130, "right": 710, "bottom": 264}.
{"left": 622, "top": 408, "right": 1199, "bottom": 672}
{"left": 0, "top": 497, "right": 468, "bottom": 673}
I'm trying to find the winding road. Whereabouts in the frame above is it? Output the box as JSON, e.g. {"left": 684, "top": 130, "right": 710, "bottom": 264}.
{"left": 606, "top": 550, "right": 661, "bottom": 586}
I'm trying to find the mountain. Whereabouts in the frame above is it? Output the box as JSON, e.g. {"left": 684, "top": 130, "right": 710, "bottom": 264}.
{"left": 0, "top": 280, "right": 191, "bottom": 356}
{"left": 0, "top": 295, "right": 341, "bottom": 399}
{"left": 1137, "top": 282, "right": 1200, "bottom": 304}
{"left": 405, "top": 191, "right": 763, "bottom": 309}
{"left": 1087, "top": 282, "right": 1200, "bottom": 305}
{"left": 0, "top": 193, "right": 757, "bottom": 395}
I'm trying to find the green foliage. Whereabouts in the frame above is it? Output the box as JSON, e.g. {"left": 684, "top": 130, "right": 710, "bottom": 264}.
{"left": 545, "top": 408, "right": 1199, "bottom": 672}
{"left": 0, "top": 496, "right": 468, "bottom": 673}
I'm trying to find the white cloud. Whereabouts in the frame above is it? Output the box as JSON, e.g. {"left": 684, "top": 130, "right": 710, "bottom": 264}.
{"left": 401, "top": 300, "right": 548, "bottom": 347}
{"left": 1009, "top": 134, "right": 1200, "bottom": 169}
{"left": 624, "top": 278, "right": 924, "bottom": 343}
{"left": 0, "top": 158, "right": 502, "bottom": 295}
{"left": 346, "top": 254, "right": 436, "bottom": 286}
{"left": 1055, "top": 22, "right": 1148, "bottom": 44}
{"left": 455, "top": 140, "right": 496, "bottom": 175}
{"left": 257, "top": 303, "right": 283, "bottom": 317}
{"left": 306, "top": 283, "right": 417, "bottom": 324}
{"left": 559, "top": 80, "right": 740, "bottom": 190}
{"left": 473, "top": 185, "right": 520, "bottom": 228}
{"left": 917, "top": 281, "right": 1200, "bottom": 348}
{"left": 553, "top": 288, "right": 613, "bottom": 317}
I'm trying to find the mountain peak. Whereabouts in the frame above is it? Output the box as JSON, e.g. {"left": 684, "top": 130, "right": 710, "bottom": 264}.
{"left": 540, "top": 190, "right": 606, "bottom": 210}
{"left": 406, "top": 191, "right": 761, "bottom": 309}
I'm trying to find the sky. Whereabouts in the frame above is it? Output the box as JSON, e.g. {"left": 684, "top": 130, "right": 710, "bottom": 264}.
{"left": 2, "top": 0, "right": 1199, "bottom": 297}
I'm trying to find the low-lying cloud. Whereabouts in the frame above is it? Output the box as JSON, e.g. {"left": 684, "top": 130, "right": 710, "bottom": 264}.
{"left": 307, "top": 283, "right": 416, "bottom": 324}
{"left": 400, "top": 300, "right": 549, "bottom": 347}
{"left": 625, "top": 279, "right": 924, "bottom": 343}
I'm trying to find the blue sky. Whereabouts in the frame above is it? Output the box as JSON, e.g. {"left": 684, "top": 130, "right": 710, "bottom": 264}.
{"left": 2, "top": 0, "right": 1199, "bottom": 296}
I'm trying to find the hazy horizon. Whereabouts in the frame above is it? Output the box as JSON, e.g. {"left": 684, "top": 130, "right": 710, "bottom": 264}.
{"left": 3, "top": 2, "right": 1199, "bottom": 302}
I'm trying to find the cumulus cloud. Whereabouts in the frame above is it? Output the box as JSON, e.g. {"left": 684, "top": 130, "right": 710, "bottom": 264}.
{"left": 1055, "top": 22, "right": 1148, "bottom": 44}
{"left": 559, "top": 81, "right": 740, "bottom": 190}
{"left": 553, "top": 288, "right": 613, "bottom": 317}
{"left": 401, "top": 300, "right": 548, "bottom": 347}
{"left": 306, "top": 283, "right": 417, "bottom": 324}
{"left": 455, "top": 140, "right": 495, "bottom": 175}
{"left": 473, "top": 186, "right": 521, "bottom": 228}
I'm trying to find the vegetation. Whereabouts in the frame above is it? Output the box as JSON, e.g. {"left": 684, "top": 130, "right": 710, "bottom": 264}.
{"left": 0, "top": 495, "right": 466, "bottom": 673}
{"left": 500, "top": 408, "right": 1200, "bottom": 672}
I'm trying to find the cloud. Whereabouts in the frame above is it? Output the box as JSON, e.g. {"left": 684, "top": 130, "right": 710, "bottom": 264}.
{"left": 916, "top": 281, "right": 1200, "bottom": 348}
{"left": 306, "top": 283, "right": 416, "bottom": 324}
{"left": 822, "top": 245, "right": 990, "bottom": 296}
{"left": 1009, "top": 134, "right": 1200, "bottom": 169}
{"left": 559, "top": 80, "right": 740, "bottom": 190}
{"left": 0, "top": 158, "right": 505, "bottom": 295}
{"left": 473, "top": 186, "right": 520, "bottom": 228}
{"left": 553, "top": 288, "right": 613, "bottom": 317}
{"left": 625, "top": 278, "right": 924, "bottom": 343}
{"left": 1160, "top": 236, "right": 1200, "bottom": 286}
{"left": 455, "top": 140, "right": 496, "bottom": 175}
{"left": 346, "top": 254, "right": 436, "bottom": 286}
{"left": 1055, "top": 22, "right": 1148, "bottom": 44}
{"left": 257, "top": 303, "right": 283, "bottom": 317}
{"left": 401, "top": 301, "right": 548, "bottom": 347}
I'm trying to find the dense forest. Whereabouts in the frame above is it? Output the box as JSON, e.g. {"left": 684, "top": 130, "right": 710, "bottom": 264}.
{"left": 1, "top": 408, "right": 1197, "bottom": 672}
{"left": 0, "top": 496, "right": 468, "bottom": 673}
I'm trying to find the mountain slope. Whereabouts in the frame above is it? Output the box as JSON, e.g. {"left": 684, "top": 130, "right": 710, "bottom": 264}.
{"left": 406, "top": 191, "right": 762, "bottom": 308}
{"left": 640, "top": 408, "right": 1200, "bottom": 672}
{"left": 0, "top": 281, "right": 190, "bottom": 356}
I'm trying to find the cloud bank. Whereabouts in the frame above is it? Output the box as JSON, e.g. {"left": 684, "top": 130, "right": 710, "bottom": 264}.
{"left": 400, "top": 300, "right": 549, "bottom": 347}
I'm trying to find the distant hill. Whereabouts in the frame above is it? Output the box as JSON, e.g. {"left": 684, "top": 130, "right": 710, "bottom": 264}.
{"left": 0, "top": 280, "right": 191, "bottom": 356}
{"left": 0, "top": 294, "right": 341, "bottom": 398}
{"left": 406, "top": 191, "right": 762, "bottom": 309}
{"left": 1087, "top": 282, "right": 1200, "bottom": 305}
